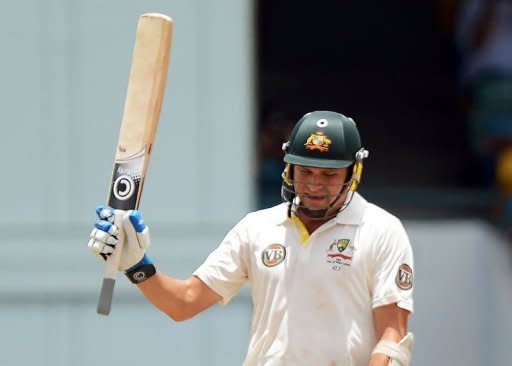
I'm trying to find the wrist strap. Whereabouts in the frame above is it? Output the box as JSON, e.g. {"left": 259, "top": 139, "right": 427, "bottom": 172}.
{"left": 125, "top": 254, "right": 156, "bottom": 284}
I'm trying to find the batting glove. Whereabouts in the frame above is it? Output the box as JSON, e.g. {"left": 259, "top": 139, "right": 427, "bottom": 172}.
{"left": 88, "top": 205, "right": 151, "bottom": 272}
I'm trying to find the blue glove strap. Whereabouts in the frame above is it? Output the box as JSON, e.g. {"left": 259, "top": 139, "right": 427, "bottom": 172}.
{"left": 125, "top": 254, "right": 156, "bottom": 284}
{"left": 126, "top": 254, "right": 154, "bottom": 273}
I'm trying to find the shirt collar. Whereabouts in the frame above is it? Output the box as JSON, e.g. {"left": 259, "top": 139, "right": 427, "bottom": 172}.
{"left": 334, "top": 192, "right": 366, "bottom": 225}
{"left": 275, "top": 203, "right": 291, "bottom": 225}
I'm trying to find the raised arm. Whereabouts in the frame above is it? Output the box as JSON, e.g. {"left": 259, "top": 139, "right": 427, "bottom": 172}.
{"left": 137, "top": 273, "right": 221, "bottom": 321}
{"left": 88, "top": 206, "right": 221, "bottom": 321}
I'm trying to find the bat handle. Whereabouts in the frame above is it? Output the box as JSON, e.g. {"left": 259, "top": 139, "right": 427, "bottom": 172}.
{"left": 97, "top": 215, "right": 125, "bottom": 315}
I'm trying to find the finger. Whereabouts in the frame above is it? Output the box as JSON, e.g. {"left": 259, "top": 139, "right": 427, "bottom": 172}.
{"left": 90, "top": 228, "right": 118, "bottom": 245}
{"left": 88, "top": 238, "right": 104, "bottom": 255}
{"left": 127, "top": 210, "right": 146, "bottom": 233}
{"left": 88, "top": 238, "right": 115, "bottom": 256}
{"left": 124, "top": 210, "right": 151, "bottom": 250}
{"left": 101, "top": 243, "right": 115, "bottom": 255}
{"left": 135, "top": 229, "right": 151, "bottom": 250}
{"left": 94, "top": 220, "right": 119, "bottom": 236}
{"left": 96, "top": 205, "right": 115, "bottom": 222}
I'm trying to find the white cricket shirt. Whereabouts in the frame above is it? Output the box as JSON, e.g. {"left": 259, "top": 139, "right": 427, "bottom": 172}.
{"left": 194, "top": 193, "right": 414, "bottom": 366}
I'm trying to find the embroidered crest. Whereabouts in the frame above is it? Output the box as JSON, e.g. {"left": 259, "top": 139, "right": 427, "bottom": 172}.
{"left": 336, "top": 239, "right": 350, "bottom": 252}
{"left": 305, "top": 131, "right": 332, "bottom": 152}
{"left": 326, "top": 238, "right": 355, "bottom": 268}
{"left": 395, "top": 263, "right": 413, "bottom": 290}
{"left": 262, "top": 244, "right": 287, "bottom": 267}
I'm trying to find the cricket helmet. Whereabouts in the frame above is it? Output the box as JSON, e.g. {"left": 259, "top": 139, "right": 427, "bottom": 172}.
{"left": 283, "top": 111, "right": 363, "bottom": 168}
{"left": 281, "top": 111, "right": 369, "bottom": 217}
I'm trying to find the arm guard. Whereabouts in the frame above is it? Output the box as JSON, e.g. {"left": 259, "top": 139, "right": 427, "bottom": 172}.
{"left": 372, "top": 332, "right": 415, "bottom": 366}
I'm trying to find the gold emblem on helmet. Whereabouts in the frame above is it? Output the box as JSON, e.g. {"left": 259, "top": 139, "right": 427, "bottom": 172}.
{"left": 305, "top": 131, "right": 332, "bottom": 152}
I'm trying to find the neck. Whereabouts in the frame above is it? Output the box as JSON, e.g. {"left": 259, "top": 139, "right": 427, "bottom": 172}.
{"left": 293, "top": 195, "right": 345, "bottom": 234}
{"left": 296, "top": 207, "right": 339, "bottom": 234}
{"left": 297, "top": 214, "right": 326, "bottom": 234}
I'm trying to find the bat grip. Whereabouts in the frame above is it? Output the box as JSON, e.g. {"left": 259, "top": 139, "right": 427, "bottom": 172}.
{"left": 97, "top": 214, "right": 125, "bottom": 315}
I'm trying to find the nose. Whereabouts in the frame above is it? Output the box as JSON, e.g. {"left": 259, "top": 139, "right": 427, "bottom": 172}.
{"left": 304, "top": 176, "right": 326, "bottom": 191}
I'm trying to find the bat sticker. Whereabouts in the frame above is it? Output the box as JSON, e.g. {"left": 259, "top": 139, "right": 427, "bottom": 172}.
{"left": 108, "top": 148, "right": 145, "bottom": 210}
{"left": 113, "top": 175, "right": 135, "bottom": 201}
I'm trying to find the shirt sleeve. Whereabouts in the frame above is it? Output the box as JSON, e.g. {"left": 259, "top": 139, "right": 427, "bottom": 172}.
{"left": 193, "top": 216, "right": 250, "bottom": 305}
{"left": 370, "top": 218, "right": 414, "bottom": 313}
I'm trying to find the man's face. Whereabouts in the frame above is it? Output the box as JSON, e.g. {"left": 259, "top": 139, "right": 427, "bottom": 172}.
{"left": 293, "top": 165, "right": 349, "bottom": 212}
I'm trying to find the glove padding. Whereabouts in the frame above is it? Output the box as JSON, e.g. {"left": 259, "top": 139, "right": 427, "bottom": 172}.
{"left": 88, "top": 205, "right": 150, "bottom": 271}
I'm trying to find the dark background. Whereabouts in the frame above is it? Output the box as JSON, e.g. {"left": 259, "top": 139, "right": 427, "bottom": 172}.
{"left": 255, "top": 0, "right": 493, "bottom": 219}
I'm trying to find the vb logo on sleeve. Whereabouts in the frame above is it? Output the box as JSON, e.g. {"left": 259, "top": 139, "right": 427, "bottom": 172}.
{"left": 395, "top": 263, "right": 414, "bottom": 290}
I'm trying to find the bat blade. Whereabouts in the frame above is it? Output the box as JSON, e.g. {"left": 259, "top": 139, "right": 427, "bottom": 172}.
{"left": 97, "top": 13, "right": 173, "bottom": 316}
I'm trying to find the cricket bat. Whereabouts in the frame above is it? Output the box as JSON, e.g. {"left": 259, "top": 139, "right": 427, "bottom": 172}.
{"left": 96, "top": 13, "right": 173, "bottom": 316}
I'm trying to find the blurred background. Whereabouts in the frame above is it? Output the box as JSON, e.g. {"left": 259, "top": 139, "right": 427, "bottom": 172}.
{"left": 1, "top": 0, "right": 511, "bottom": 365}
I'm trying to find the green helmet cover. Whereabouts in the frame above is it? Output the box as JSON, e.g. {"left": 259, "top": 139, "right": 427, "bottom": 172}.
{"left": 283, "top": 111, "right": 362, "bottom": 168}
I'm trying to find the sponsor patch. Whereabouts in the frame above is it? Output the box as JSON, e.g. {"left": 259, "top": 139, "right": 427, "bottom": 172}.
{"left": 262, "top": 244, "right": 287, "bottom": 267}
{"left": 396, "top": 264, "right": 413, "bottom": 290}
{"left": 305, "top": 131, "right": 332, "bottom": 152}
